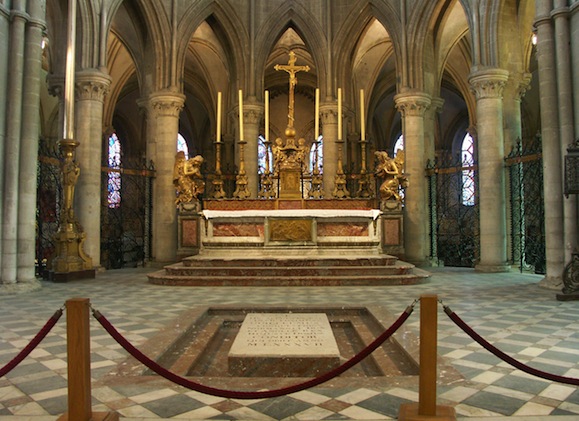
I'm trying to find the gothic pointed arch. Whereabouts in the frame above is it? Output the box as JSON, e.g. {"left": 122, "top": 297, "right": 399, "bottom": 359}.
{"left": 254, "top": 2, "right": 328, "bottom": 98}
{"left": 333, "top": 1, "right": 401, "bottom": 96}
{"left": 176, "top": 0, "right": 247, "bottom": 96}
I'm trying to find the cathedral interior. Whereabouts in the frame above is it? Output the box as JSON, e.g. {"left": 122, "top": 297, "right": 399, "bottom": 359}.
{"left": 0, "top": 0, "right": 578, "bottom": 420}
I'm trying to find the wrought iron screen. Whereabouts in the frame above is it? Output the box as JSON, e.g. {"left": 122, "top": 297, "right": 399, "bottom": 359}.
{"left": 427, "top": 154, "right": 480, "bottom": 267}
{"left": 101, "top": 158, "right": 154, "bottom": 269}
{"left": 36, "top": 140, "right": 62, "bottom": 278}
{"left": 506, "top": 136, "right": 545, "bottom": 274}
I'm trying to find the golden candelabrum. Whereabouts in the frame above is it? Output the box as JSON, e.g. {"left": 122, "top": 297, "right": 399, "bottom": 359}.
{"left": 333, "top": 139, "right": 350, "bottom": 198}
{"left": 212, "top": 140, "right": 226, "bottom": 199}
{"left": 357, "top": 139, "right": 373, "bottom": 198}
{"left": 51, "top": 139, "right": 94, "bottom": 277}
{"left": 233, "top": 139, "right": 250, "bottom": 199}
{"left": 258, "top": 138, "right": 276, "bottom": 199}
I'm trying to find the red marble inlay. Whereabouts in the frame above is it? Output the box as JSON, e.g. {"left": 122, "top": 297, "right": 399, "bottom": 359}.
{"left": 305, "top": 199, "right": 375, "bottom": 210}
{"left": 317, "top": 222, "right": 368, "bottom": 237}
{"left": 383, "top": 219, "right": 400, "bottom": 245}
{"left": 181, "top": 219, "right": 198, "bottom": 247}
{"left": 204, "top": 199, "right": 276, "bottom": 210}
{"left": 277, "top": 200, "right": 303, "bottom": 210}
{"left": 213, "top": 222, "right": 264, "bottom": 237}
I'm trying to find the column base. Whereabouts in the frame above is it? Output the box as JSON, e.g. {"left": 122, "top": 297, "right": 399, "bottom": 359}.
{"left": 474, "top": 263, "right": 511, "bottom": 273}
{"left": 398, "top": 403, "right": 456, "bottom": 420}
{"left": 58, "top": 411, "right": 119, "bottom": 421}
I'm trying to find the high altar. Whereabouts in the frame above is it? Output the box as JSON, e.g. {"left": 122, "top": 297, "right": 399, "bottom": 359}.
{"left": 157, "top": 52, "right": 416, "bottom": 285}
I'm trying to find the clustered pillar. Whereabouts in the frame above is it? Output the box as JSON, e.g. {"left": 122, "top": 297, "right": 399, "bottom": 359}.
{"left": 0, "top": 0, "right": 45, "bottom": 289}
{"left": 534, "top": 0, "right": 577, "bottom": 286}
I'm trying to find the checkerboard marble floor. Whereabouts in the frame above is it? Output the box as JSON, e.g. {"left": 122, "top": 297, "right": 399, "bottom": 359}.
{"left": 0, "top": 267, "right": 578, "bottom": 420}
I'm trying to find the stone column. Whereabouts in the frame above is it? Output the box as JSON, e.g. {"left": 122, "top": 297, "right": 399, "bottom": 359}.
{"left": 241, "top": 103, "right": 263, "bottom": 198}
{"left": 572, "top": 2, "right": 579, "bottom": 138}
{"left": 74, "top": 69, "right": 112, "bottom": 268}
{"left": 469, "top": 68, "right": 510, "bottom": 272}
{"left": 142, "top": 91, "right": 185, "bottom": 264}
{"left": 0, "top": 3, "right": 9, "bottom": 276}
{"left": 17, "top": 0, "right": 45, "bottom": 283}
{"left": 535, "top": 6, "right": 566, "bottom": 284}
{"left": 2, "top": 0, "right": 27, "bottom": 284}
{"left": 394, "top": 92, "right": 431, "bottom": 266}
{"left": 320, "top": 104, "right": 338, "bottom": 198}
{"left": 553, "top": 3, "right": 578, "bottom": 264}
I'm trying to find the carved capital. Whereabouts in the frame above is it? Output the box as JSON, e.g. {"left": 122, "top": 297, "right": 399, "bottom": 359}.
{"left": 517, "top": 72, "right": 533, "bottom": 100}
{"left": 75, "top": 70, "right": 112, "bottom": 102}
{"left": 319, "top": 104, "right": 338, "bottom": 125}
{"left": 394, "top": 92, "right": 431, "bottom": 117}
{"left": 145, "top": 91, "right": 186, "bottom": 118}
{"left": 242, "top": 104, "right": 264, "bottom": 126}
{"left": 468, "top": 68, "right": 509, "bottom": 100}
{"left": 47, "top": 74, "right": 64, "bottom": 99}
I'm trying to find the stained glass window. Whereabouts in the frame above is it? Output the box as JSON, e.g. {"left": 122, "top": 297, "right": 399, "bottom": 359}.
{"left": 107, "top": 133, "right": 121, "bottom": 208}
{"left": 461, "top": 133, "right": 476, "bottom": 206}
{"left": 309, "top": 136, "right": 323, "bottom": 174}
{"left": 177, "top": 133, "right": 189, "bottom": 158}
{"left": 393, "top": 134, "right": 404, "bottom": 157}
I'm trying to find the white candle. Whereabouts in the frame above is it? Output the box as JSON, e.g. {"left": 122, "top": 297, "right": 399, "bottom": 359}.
{"left": 265, "top": 90, "right": 269, "bottom": 141}
{"left": 238, "top": 89, "right": 244, "bottom": 140}
{"left": 216, "top": 91, "right": 222, "bottom": 142}
{"left": 360, "top": 89, "right": 365, "bottom": 141}
{"left": 314, "top": 88, "right": 319, "bottom": 140}
{"left": 337, "top": 88, "right": 342, "bottom": 141}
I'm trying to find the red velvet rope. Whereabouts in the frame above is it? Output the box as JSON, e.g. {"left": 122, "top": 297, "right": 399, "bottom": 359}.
{"left": 93, "top": 305, "right": 414, "bottom": 399}
{"left": 443, "top": 305, "right": 579, "bottom": 386}
{"left": 0, "top": 309, "right": 63, "bottom": 378}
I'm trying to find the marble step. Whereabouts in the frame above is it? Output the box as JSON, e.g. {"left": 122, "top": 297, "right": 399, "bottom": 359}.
{"left": 160, "top": 262, "right": 414, "bottom": 277}
{"left": 147, "top": 269, "right": 430, "bottom": 286}
{"left": 181, "top": 255, "right": 399, "bottom": 268}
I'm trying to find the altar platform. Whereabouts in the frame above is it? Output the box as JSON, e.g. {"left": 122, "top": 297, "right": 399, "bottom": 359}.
{"left": 147, "top": 199, "right": 430, "bottom": 286}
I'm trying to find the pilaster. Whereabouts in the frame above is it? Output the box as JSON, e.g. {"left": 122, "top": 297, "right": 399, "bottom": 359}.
{"left": 469, "top": 67, "right": 511, "bottom": 273}
{"left": 74, "top": 69, "right": 112, "bottom": 268}
{"left": 394, "top": 91, "right": 431, "bottom": 266}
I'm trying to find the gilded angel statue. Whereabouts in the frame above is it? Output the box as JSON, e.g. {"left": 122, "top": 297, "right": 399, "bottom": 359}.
{"left": 375, "top": 149, "right": 408, "bottom": 202}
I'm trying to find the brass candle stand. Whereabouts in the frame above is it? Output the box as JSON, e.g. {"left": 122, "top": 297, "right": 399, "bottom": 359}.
{"left": 309, "top": 138, "right": 323, "bottom": 199}
{"left": 258, "top": 138, "right": 276, "bottom": 199}
{"left": 357, "top": 138, "right": 373, "bottom": 198}
{"left": 233, "top": 139, "right": 250, "bottom": 199}
{"left": 50, "top": 139, "right": 94, "bottom": 281}
{"left": 211, "top": 140, "right": 227, "bottom": 199}
{"left": 332, "top": 139, "right": 350, "bottom": 198}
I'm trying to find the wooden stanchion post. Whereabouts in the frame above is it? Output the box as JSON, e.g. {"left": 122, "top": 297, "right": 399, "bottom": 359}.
{"left": 398, "top": 294, "right": 456, "bottom": 421}
{"left": 57, "top": 298, "right": 118, "bottom": 421}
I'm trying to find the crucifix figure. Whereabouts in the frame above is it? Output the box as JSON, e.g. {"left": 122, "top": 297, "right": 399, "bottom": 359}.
{"left": 274, "top": 51, "right": 310, "bottom": 130}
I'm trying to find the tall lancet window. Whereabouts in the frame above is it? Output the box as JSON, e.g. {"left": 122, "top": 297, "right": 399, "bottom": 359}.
{"left": 461, "top": 133, "right": 476, "bottom": 206}
{"left": 177, "top": 133, "right": 189, "bottom": 158}
{"left": 107, "top": 133, "right": 122, "bottom": 208}
{"left": 309, "top": 136, "right": 323, "bottom": 173}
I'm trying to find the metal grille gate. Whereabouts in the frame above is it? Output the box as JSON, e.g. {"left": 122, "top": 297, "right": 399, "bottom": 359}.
{"left": 427, "top": 154, "right": 480, "bottom": 267}
{"left": 36, "top": 141, "right": 62, "bottom": 277}
{"left": 506, "top": 136, "right": 545, "bottom": 274}
{"left": 101, "top": 159, "right": 154, "bottom": 269}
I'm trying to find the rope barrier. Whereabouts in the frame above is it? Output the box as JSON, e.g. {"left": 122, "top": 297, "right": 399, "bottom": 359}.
{"left": 0, "top": 308, "right": 63, "bottom": 378}
{"left": 442, "top": 303, "right": 579, "bottom": 386}
{"left": 92, "top": 302, "right": 415, "bottom": 399}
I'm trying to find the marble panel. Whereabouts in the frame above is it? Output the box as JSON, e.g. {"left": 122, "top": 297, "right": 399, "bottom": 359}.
{"left": 383, "top": 218, "right": 401, "bottom": 245}
{"left": 212, "top": 222, "right": 264, "bottom": 237}
{"left": 181, "top": 219, "right": 199, "bottom": 247}
{"left": 317, "top": 222, "right": 368, "bottom": 237}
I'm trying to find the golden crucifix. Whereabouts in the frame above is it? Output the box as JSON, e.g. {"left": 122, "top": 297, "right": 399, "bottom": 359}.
{"left": 274, "top": 51, "right": 310, "bottom": 129}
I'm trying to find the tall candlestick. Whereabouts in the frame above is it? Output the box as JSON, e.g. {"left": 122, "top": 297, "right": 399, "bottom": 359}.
{"left": 265, "top": 90, "right": 269, "bottom": 141}
{"left": 238, "top": 89, "right": 244, "bottom": 140}
{"left": 216, "top": 91, "right": 222, "bottom": 142}
{"left": 63, "top": 0, "right": 77, "bottom": 140}
{"left": 360, "top": 89, "right": 365, "bottom": 141}
{"left": 337, "top": 88, "right": 342, "bottom": 141}
{"left": 315, "top": 88, "right": 320, "bottom": 140}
